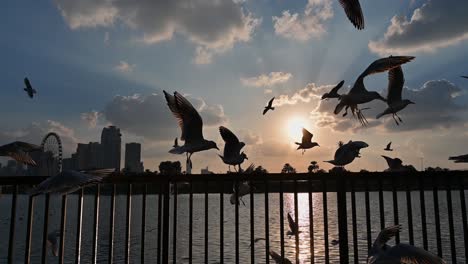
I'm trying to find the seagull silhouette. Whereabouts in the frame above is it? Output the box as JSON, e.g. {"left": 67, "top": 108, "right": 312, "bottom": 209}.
{"left": 218, "top": 126, "right": 247, "bottom": 172}
{"left": 321, "top": 80, "right": 345, "bottom": 100}
{"left": 334, "top": 56, "right": 414, "bottom": 126}
{"left": 295, "top": 128, "right": 319, "bottom": 154}
{"left": 325, "top": 140, "right": 368, "bottom": 167}
{"left": 263, "top": 97, "right": 275, "bottom": 115}
{"left": 338, "top": 0, "right": 365, "bottom": 30}
{"left": 23, "top": 77, "right": 37, "bottom": 99}
{"left": 368, "top": 225, "right": 446, "bottom": 264}
{"left": 269, "top": 250, "right": 293, "bottom": 264}
{"left": 461, "top": 76, "right": 468, "bottom": 79}
{"left": 287, "top": 213, "right": 300, "bottom": 236}
{"left": 0, "top": 141, "right": 42, "bottom": 166}
{"left": 384, "top": 142, "right": 393, "bottom": 151}
{"left": 449, "top": 154, "right": 468, "bottom": 163}
{"left": 376, "top": 66, "right": 415, "bottom": 125}
{"left": 164, "top": 91, "right": 219, "bottom": 170}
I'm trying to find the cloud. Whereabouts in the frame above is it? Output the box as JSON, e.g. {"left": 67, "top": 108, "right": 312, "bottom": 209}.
{"left": 101, "top": 93, "right": 227, "bottom": 141}
{"left": 273, "top": 0, "right": 333, "bottom": 41}
{"left": 241, "top": 72, "right": 293, "bottom": 87}
{"left": 275, "top": 82, "right": 335, "bottom": 106}
{"left": 114, "top": 61, "right": 135, "bottom": 73}
{"left": 369, "top": 0, "right": 468, "bottom": 55}
{"left": 238, "top": 129, "right": 262, "bottom": 145}
{"left": 55, "top": 0, "right": 261, "bottom": 64}
{"left": 81, "top": 111, "right": 100, "bottom": 128}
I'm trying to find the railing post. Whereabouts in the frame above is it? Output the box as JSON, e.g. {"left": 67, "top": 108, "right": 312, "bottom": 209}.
{"left": 337, "top": 173, "right": 349, "bottom": 264}
{"left": 162, "top": 178, "right": 171, "bottom": 264}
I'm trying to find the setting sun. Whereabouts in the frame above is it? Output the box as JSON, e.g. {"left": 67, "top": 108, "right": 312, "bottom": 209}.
{"left": 286, "top": 116, "right": 309, "bottom": 142}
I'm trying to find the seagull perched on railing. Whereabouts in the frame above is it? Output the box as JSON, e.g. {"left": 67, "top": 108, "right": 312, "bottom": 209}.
{"left": 384, "top": 142, "right": 393, "bottom": 151}
{"left": 164, "top": 91, "right": 219, "bottom": 171}
{"left": 325, "top": 140, "right": 368, "bottom": 168}
{"left": 321, "top": 80, "right": 345, "bottom": 100}
{"left": 287, "top": 213, "right": 300, "bottom": 236}
{"left": 334, "top": 56, "right": 414, "bottom": 126}
{"left": 376, "top": 66, "right": 415, "bottom": 125}
{"left": 218, "top": 126, "right": 247, "bottom": 172}
{"left": 295, "top": 128, "right": 319, "bottom": 155}
{"left": 28, "top": 169, "right": 113, "bottom": 196}
{"left": 47, "top": 230, "right": 60, "bottom": 257}
{"left": 449, "top": 154, "right": 468, "bottom": 163}
{"left": 23, "top": 77, "right": 37, "bottom": 99}
{"left": 0, "top": 141, "right": 42, "bottom": 166}
{"left": 263, "top": 97, "right": 275, "bottom": 115}
{"left": 338, "top": 0, "right": 365, "bottom": 30}
{"left": 368, "top": 225, "right": 446, "bottom": 264}
{"left": 269, "top": 250, "right": 293, "bottom": 264}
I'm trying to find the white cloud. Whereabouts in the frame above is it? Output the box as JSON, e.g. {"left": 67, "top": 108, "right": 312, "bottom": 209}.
{"left": 114, "top": 61, "right": 135, "bottom": 73}
{"left": 369, "top": 0, "right": 468, "bottom": 55}
{"left": 273, "top": 0, "right": 333, "bottom": 41}
{"left": 275, "top": 82, "right": 335, "bottom": 106}
{"left": 241, "top": 72, "right": 293, "bottom": 87}
{"left": 81, "top": 111, "right": 100, "bottom": 128}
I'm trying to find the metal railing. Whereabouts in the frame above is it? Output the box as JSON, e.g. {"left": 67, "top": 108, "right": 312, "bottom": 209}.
{"left": 0, "top": 171, "right": 467, "bottom": 263}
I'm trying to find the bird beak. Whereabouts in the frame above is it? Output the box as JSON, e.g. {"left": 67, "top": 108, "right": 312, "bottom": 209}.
{"left": 317, "top": 144, "right": 320, "bottom": 147}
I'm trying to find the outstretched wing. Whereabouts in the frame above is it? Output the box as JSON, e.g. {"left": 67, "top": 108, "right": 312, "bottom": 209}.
{"left": 301, "top": 128, "right": 313, "bottom": 144}
{"left": 13, "top": 141, "right": 42, "bottom": 152}
{"left": 220, "top": 126, "right": 244, "bottom": 158}
{"left": 164, "top": 91, "right": 204, "bottom": 143}
{"left": 287, "top": 213, "right": 298, "bottom": 233}
{"left": 386, "top": 142, "right": 392, "bottom": 149}
{"left": 331, "top": 80, "right": 345, "bottom": 94}
{"left": 386, "top": 66, "right": 405, "bottom": 105}
{"left": 24, "top": 78, "right": 32, "bottom": 89}
{"left": 267, "top": 97, "right": 275, "bottom": 108}
{"left": 373, "top": 225, "right": 401, "bottom": 250}
{"left": 387, "top": 244, "right": 446, "bottom": 264}
{"left": 338, "top": 0, "right": 365, "bottom": 30}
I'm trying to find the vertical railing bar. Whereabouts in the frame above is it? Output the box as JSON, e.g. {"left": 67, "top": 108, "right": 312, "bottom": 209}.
{"left": 337, "top": 174, "right": 349, "bottom": 264}
{"left": 446, "top": 176, "right": 457, "bottom": 263}
{"left": 189, "top": 181, "right": 193, "bottom": 264}
{"left": 25, "top": 195, "right": 35, "bottom": 264}
{"left": 294, "top": 180, "right": 299, "bottom": 264}
{"left": 378, "top": 175, "right": 385, "bottom": 230}
{"left": 322, "top": 178, "right": 329, "bottom": 264}
{"left": 459, "top": 175, "right": 468, "bottom": 261}
{"left": 59, "top": 195, "right": 68, "bottom": 264}
{"left": 162, "top": 179, "right": 171, "bottom": 264}
{"left": 205, "top": 180, "right": 210, "bottom": 264}
{"left": 351, "top": 179, "right": 358, "bottom": 264}
{"left": 279, "top": 180, "right": 285, "bottom": 262}
{"left": 392, "top": 175, "right": 400, "bottom": 244}
{"left": 8, "top": 185, "right": 18, "bottom": 264}
{"left": 41, "top": 193, "right": 50, "bottom": 264}
{"left": 405, "top": 182, "right": 414, "bottom": 245}
{"left": 419, "top": 174, "right": 428, "bottom": 250}
{"left": 235, "top": 180, "right": 239, "bottom": 264}
{"left": 365, "top": 179, "right": 371, "bottom": 252}
{"left": 250, "top": 180, "right": 255, "bottom": 264}
{"left": 172, "top": 182, "right": 177, "bottom": 264}
{"left": 125, "top": 184, "right": 132, "bottom": 264}
{"left": 264, "top": 180, "right": 270, "bottom": 264}
{"left": 432, "top": 175, "right": 442, "bottom": 257}
{"left": 308, "top": 180, "right": 314, "bottom": 264}
{"left": 141, "top": 184, "right": 146, "bottom": 264}
{"left": 157, "top": 183, "right": 163, "bottom": 263}
{"left": 75, "top": 189, "right": 84, "bottom": 263}
{"left": 92, "top": 186, "right": 99, "bottom": 264}
{"left": 109, "top": 184, "right": 116, "bottom": 263}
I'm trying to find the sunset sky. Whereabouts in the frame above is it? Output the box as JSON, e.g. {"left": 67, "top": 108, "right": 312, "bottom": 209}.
{"left": 1, "top": 0, "right": 468, "bottom": 173}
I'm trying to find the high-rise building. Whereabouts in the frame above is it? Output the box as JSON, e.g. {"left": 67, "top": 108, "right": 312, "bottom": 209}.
{"left": 125, "top": 143, "right": 144, "bottom": 173}
{"left": 101, "top": 126, "right": 122, "bottom": 171}
{"left": 75, "top": 142, "right": 103, "bottom": 170}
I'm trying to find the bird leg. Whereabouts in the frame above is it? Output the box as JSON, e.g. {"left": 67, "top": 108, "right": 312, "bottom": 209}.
{"left": 392, "top": 114, "right": 400, "bottom": 126}
{"left": 342, "top": 106, "right": 349, "bottom": 117}
{"left": 395, "top": 113, "right": 403, "bottom": 122}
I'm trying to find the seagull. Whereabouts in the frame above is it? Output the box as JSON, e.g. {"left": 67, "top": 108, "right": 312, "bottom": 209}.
{"left": 449, "top": 154, "right": 468, "bottom": 163}
{"left": 334, "top": 56, "right": 415, "bottom": 126}
{"left": 338, "top": 0, "right": 365, "bottom": 30}
{"left": 295, "top": 128, "right": 319, "bottom": 154}
{"left": 218, "top": 126, "right": 247, "bottom": 172}
{"left": 461, "top": 76, "right": 468, "bottom": 79}
{"left": 368, "top": 225, "right": 446, "bottom": 264}
{"left": 263, "top": 97, "right": 275, "bottom": 115}
{"left": 230, "top": 164, "right": 255, "bottom": 206}
{"left": 325, "top": 140, "right": 369, "bottom": 167}
{"left": 384, "top": 142, "right": 393, "bottom": 151}
{"left": 28, "top": 169, "right": 113, "bottom": 196}
{"left": 0, "top": 141, "right": 42, "bottom": 166}
{"left": 23, "top": 77, "right": 37, "bottom": 99}
{"left": 269, "top": 250, "right": 293, "bottom": 264}
{"left": 321, "top": 80, "right": 345, "bottom": 100}
{"left": 287, "top": 213, "right": 299, "bottom": 236}
{"left": 376, "top": 66, "right": 415, "bottom": 125}
{"left": 164, "top": 91, "right": 219, "bottom": 170}
{"left": 47, "top": 230, "right": 60, "bottom": 257}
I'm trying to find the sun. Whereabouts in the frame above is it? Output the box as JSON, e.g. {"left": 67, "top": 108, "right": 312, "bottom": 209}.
{"left": 286, "top": 116, "right": 309, "bottom": 141}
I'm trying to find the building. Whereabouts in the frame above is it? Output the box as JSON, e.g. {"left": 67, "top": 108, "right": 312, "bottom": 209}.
{"left": 201, "top": 166, "right": 214, "bottom": 174}
{"left": 74, "top": 142, "right": 103, "bottom": 170}
{"left": 101, "top": 126, "right": 122, "bottom": 171}
{"left": 27, "top": 151, "right": 59, "bottom": 176}
{"left": 125, "top": 143, "right": 144, "bottom": 173}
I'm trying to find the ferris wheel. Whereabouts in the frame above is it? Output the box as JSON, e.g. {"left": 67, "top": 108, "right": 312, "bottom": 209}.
{"left": 40, "top": 132, "right": 63, "bottom": 174}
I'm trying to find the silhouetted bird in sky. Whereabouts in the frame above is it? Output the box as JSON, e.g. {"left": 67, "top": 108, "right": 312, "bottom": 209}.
{"left": 384, "top": 142, "right": 393, "bottom": 151}
{"left": 47, "top": 230, "right": 60, "bottom": 257}
{"left": 263, "top": 97, "right": 275, "bottom": 115}
{"left": 218, "top": 126, "right": 247, "bottom": 171}
{"left": 376, "top": 66, "right": 415, "bottom": 125}
{"left": 334, "top": 56, "right": 414, "bottom": 126}
{"left": 381, "top": 155, "right": 416, "bottom": 172}
{"left": 368, "top": 225, "right": 446, "bottom": 264}
{"left": 164, "top": 91, "right": 219, "bottom": 170}
{"left": 0, "top": 141, "right": 42, "bottom": 166}
{"left": 461, "top": 76, "right": 468, "bottom": 79}
{"left": 23, "top": 77, "right": 37, "bottom": 98}
{"left": 269, "top": 250, "right": 293, "bottom": 264}
{"left": 325, "top": 140, "right": 368, "bottom": 167}
{"left": 28, "top": 169, "right": 113, "bottom": 196}
{"left": 449, "top": 154, "right": 468, "bottom": 163}
{"left": 287, "top": 213, "right": 299, "bottom": 236}
{"left": 338, "top": 0, "right": 365, "bottom": 30}
{"left": 295, "top": 128, "right": 319, "bottom": 154}
{"left": 321, "top": 80, "right": 345, "bottom": 100}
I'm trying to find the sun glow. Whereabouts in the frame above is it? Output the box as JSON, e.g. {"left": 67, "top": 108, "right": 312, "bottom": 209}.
{"left": 286, "top": 116, "right": 309, "bottom": 142}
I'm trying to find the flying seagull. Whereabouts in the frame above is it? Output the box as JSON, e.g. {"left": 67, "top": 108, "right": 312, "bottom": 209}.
{"left": 334, "top": 56, "right": 415, "bottom": 126}
{"left": 218, "top": 126, "right": 247, "bottom": 172}
{"left": 28, "top": 169, "right": 113, "bottom": 196}
{"left": 287, "top": 213, "right": 299, "bottom": 236}
{"left": 321, "top": 80, "right": 345, "bottom": 100}
{"left": 368, "top": 225, "right": 446, "bottom": 264}
{"left": 338, "top": 0, "right": 365, "bottom": 30}
{"left": 449, "top": 154, "right": 468, "bottom": 163}
{"left": 376, "top": 66, "right": 415, "bottom": 125}
{"left": 295, "top": 128, "right": 319, "bottom": 154}
{"left": 47, "top": 230, "right": 60, "bottom": 257}
{"left": 164, "top": 91, "right": 219, "bottom": 170}
{"left": 23, "top": 77, "right": 37, "bottom": 99}
{"left": 325, "top": 140, "right": 368, "bottom": 168}
{"left": 384, "top": 142, "right": 393, "bottom": 151}
{"left": 263, "top": 97, "right": 275, "bottom": 115}
{"left": 269, "top": 250, "right": 293, "bottom": 264}
{"left": 0, "top": 141, "right": 42, "bottom": 166}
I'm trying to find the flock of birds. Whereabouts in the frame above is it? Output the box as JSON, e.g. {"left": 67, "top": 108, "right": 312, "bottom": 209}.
{"left": 0, "top": 1, "right": 466, "bottom": 262}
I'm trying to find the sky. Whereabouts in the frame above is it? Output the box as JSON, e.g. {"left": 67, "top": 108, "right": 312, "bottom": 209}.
{"left": 1, "top": 0, "right": 468, "bottom": 173}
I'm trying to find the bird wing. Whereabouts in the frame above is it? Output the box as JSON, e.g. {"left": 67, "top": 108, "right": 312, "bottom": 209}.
{"left": 7, "top": 150, "right": 37, "bottom": 166}
{"left": 219, "top": 126, "right": 243, "bottom": 158}
{"left": 461, "top": 76, "right": 468, "bottom": 79}
{"left": 267, "top": 97, "right": 275, "bottom": 108}
{"left": 28, "top": 171, "right": 103, "bottom": 196}
{"left": 381, "top": 155, "right": 394, "bottom": 169}
{"left": 287, "top": 213, "right": 298, "bottom": 233}
{"left": 386, "top": 66, "right": 404, "bottom": 105}
{"left": 269, "top": 250, "right": 282, "bottom": 263}
{"left": 164, "top": 91, "right": 204, "bottom": 144}
{"left": 373, "top": 225, "right": 401, "bottom": 250}
{"left": 386, "top": 142, "right": 392, "bottom": 149}
{"left": 24, "top": 78, "right": 32, "bottom": 89}
{"left": 449, "top": 154, "right": 468, "bottom": 160}
{"left": 301, "top": 128, "right": 313, "bottom": 144}
{"left": 262, "top": 108, "right": 269, "bottom": 115}
{"left": 331, "top": 80, "right": 345, "bottom": 95}
{"left": 338, "top": 0, "right": 365, "bottom": 30}
{"left": 387, "top": 244, "right": 446, "bottom": 264}
{"left": 244, "top": 163, "right": 256, "bottom": 174}
{"left": 13, "top": 141, "right": 42, "bottom": 152}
